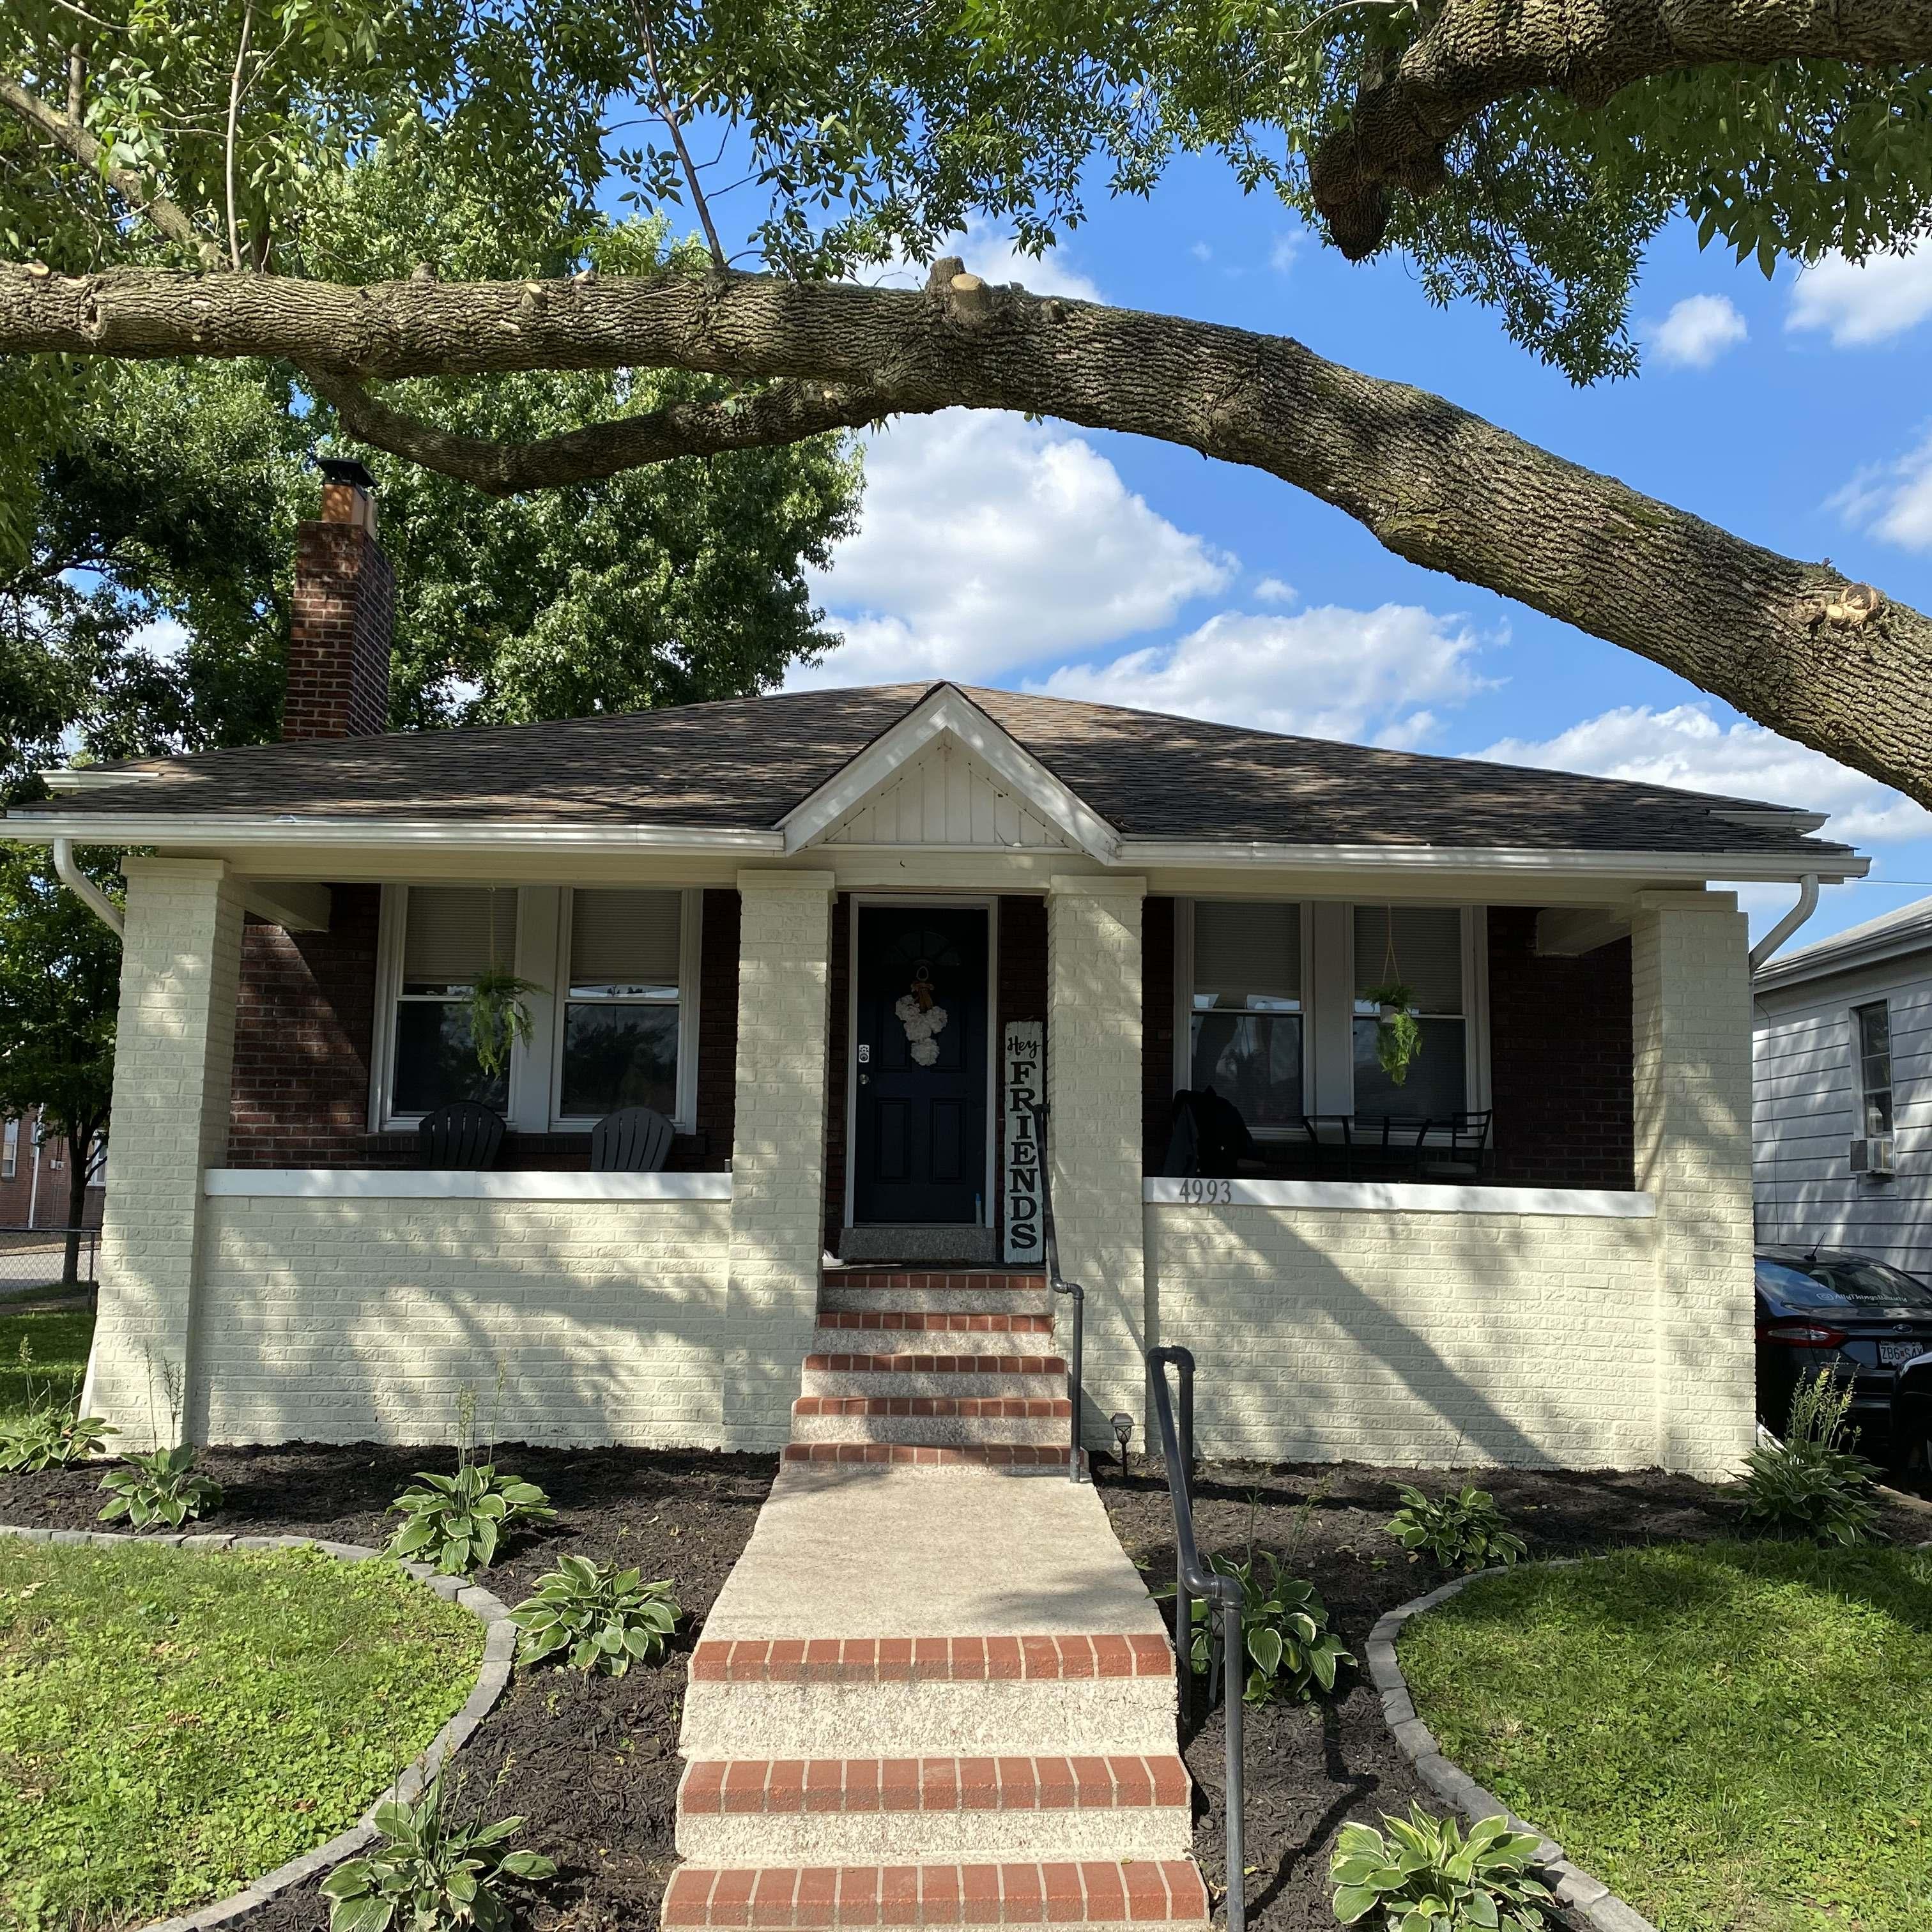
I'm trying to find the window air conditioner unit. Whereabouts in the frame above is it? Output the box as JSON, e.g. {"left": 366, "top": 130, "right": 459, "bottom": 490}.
{"left": 1850, "top": 1135, "right": 1897, "bottom": 1178}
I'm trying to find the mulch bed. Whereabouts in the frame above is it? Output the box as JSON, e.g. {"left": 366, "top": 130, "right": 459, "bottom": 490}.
{"left": 0, "top": 1442, "right": 776, "bottom": 1931}
{"left": 1101, "top": 1457, "right": 1932, "bottom": 1932}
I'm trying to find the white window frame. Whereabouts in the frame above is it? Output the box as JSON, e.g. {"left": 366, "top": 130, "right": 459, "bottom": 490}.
{"left": 551, "top": 886, "right": 702, "bottom": 1133}
{"left": 1172, "top": 897, "right": 1316, "bottom": 1139}
{"left": 371, "top": 884, "right": 702, "bottom": 1134}
{"left": 1850, "top": 997, "right": 1894, "bottom": 1139}
{"left": 2, "top": 1117, "right": 16, "bottom": 1181}
{"left": 1172, "top": 897, "right": 1491, "bottom": 1134}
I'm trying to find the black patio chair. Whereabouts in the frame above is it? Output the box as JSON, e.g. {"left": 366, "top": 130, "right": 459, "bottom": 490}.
{"left": 1412, "top": 1110, "right": 1493, "bottom": 1183}
{"left": 417, "top": 1100, "right": 505, "bottom": 1170}
{"left": 590, "top": 1105, "right": 675, "bottom": 1174}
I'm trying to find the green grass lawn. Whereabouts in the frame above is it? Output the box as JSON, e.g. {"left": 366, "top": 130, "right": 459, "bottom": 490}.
{"left": 1399, "top": 1541, "right": 1932, "bottom": 1932}
{"left": 0, "top": 1311, "right": 93, "bottom": 1429}
{"left": 0, "top": 1540, "right": 485, "bottom": 1931}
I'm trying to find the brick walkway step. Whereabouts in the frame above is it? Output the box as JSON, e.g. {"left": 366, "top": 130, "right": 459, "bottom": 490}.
{"left": 676, "top": 1754, "right": 1192, "bottom": 1866}
{"left": 792, "top": 1396, "right": 1071, "bottom": 1448}
{"left": 662, "top": 1860, "right": 1210, "bottom": 1929}
{"left": 779, "top": 1443, "right": 1083, "bottom": 1471}
{"left": 801, "top": 1356, "right": 1067, "bottom": 1402}
{"left": 820, "top": 1273, "right": 1052, "bottom": 1319}
{"left": 691, "top": 1635, "right": 1173, "bottom": 1685}
{"left": 816, "top": 1312, "right": 1056, "bottom": 1339}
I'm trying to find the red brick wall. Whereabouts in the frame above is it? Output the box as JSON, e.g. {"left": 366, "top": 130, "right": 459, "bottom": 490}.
{"left": 227, "top": 885, "right": 383, "bottom": 1166}
{"left": 1485, "top": 907, "right": 1635, "bottom": 1190}
{"left": 1142, "top": 897, "right": 1177, "bottom": 1174}
{"left": 226, "top": 884, "right": 740, "bottom": 1172}
{"left": 0, "top": 1110, "right": 104, "bottom": 1229}
{"left": 284, "top": 521, "right": 394, "bottom": 740}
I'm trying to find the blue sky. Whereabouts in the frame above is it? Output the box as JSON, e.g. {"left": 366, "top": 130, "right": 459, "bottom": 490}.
{"left": 707, "top": 155, "right": 1932, "bottom": 944}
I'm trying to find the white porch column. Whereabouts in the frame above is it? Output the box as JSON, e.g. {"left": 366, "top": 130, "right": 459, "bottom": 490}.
{"left": 724, "top": 870, "right": 835, "bottom": 1450}
{"left": 1046, "top": 875, "right": 1147, "bottom": 1450}
{"left": 1630, "top": 888, "right": 1756, "bottom": 1478}
{"left": 86, "top": 857, "right": 246, "bottom": 1450}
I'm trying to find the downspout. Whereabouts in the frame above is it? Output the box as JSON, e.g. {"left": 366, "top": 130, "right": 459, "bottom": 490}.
{"left": 52, "top": 836, "right": 124, "bottom": 939}
{"left": 1748, "top": 873, "right": 1820, "bottom": 974}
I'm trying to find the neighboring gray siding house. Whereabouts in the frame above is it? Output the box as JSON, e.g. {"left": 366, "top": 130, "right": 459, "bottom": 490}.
{"left": 1753, "top": 894, "right": 1932, "bottom": 1275}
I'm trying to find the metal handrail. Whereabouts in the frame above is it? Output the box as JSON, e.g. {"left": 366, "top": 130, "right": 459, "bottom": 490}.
{"left": 1022, "top": 1095, "right": 1085, "bottom": 1482}
{"left": 1147, "top": 1346, "right": 1245, "bottom": 1932}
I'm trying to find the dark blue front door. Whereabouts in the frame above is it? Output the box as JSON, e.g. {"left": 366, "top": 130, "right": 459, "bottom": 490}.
{"left": 852, "top": 905, "right": 989, "bottom": 1225}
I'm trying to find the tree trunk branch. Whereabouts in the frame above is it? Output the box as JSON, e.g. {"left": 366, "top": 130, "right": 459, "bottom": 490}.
{"left": 6, "top": 257, "right": 1926, "bottom": 806}
{"left": 1309, "top": 0, "right": 1932, "bottom": 257}
{"left": 308, "top": 367, "right": 910, "bottom": 492}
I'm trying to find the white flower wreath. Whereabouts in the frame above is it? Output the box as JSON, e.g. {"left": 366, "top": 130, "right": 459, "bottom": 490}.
{"left": 894, "top": 990, "right": 949, "bottom": 1066}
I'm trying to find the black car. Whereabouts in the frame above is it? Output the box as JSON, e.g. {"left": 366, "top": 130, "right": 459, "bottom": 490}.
{"left": 1756, "top": 1246, "right": 1932, "bottom": 1461}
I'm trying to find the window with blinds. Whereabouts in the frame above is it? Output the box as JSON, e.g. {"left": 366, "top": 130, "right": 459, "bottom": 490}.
{"left": 401, "top": 886, "right": 519, "bottom": 990}
{"left": 1351, "top": 905, "right": 1469, "bottom": 1119}
{"left": 1189, "top": 901, "right": 1303, "bottom": 1130}
{"left": 560, "top": 889, "right": 684, "bottom": 1121}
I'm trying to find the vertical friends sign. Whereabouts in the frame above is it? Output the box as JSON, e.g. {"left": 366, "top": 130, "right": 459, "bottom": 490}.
{"left": 1002, "top": 1022, "right": 1045, "bottom": 1265}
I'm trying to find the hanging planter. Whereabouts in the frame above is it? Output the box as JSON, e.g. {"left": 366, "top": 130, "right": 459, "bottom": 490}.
{"left": 1364, "top": 978, "right": 1422, "bottom": 1086}
{"left": 470, "top": 964, "right": 542, "bottom": 1077}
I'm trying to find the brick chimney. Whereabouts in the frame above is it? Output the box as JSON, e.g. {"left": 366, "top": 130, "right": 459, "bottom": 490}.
{"left": 284, "top": 458, "right": 394, "bottom": 740}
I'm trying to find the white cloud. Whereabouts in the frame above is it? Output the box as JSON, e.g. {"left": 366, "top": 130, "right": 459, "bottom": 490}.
{"left": 1827, "top": 426, "right": 1932, "bottom": 550}
{"left": 1269, "top": 232, "right": 1303, "bottom": 275}
{"left": 1650, "top": 294, "right": 1748, "bottom": 369}
{"left": 128, "top": 617, "right": 189, "bottom": 661}
{"left": 1254, "top": 576, "right": 1296, "bottom": 605}
{"left": 1479, "top": 703, "right": 1930, "bottom": 847}
{"left": 1032, "top": 604, "right": 1494, "bottom": 749}
{"left": 1190, "top": 241, "right": 1213, "bottom": 263}
{"left": 1788, "top": 245, "right": 1932, "bottom": 347}
{"left": 799, "top": 410, "right": 1235, "bottom": 687}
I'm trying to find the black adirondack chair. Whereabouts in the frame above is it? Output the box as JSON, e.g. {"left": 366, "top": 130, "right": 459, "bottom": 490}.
{"left": 417, "top": 1101, "right": 506, "bottom": 1170}
{"left": 590, "top": 1106, "right": 675, "bottom": 1174}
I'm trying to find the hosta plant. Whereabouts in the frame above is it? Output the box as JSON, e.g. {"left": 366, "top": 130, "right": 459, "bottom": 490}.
{"left": 0, "top": 1339, "right": 115, "bottom": 1471}
{"left": 1386, "top": 1484, "right": 1527, "bottom": 1573}
{"left": 386, "top": 1462, "right": 555, "bottom": 1575}
{"left": 1740, "top": 1371, "right": 1887, "bottom": 1547}
{"left": 1170, "top": 1549, "right": 1354, "bottom": 1703}
{"left": 97, "top": 1446, "right": 222, "bottom": 1528}
{"left": 1331, "top": 1807, "right": 1554, "bottom": 1931}
{"left": 320, "top": 1780, "right": 556, "bottom": 1932}
{"left": 509, "top": 1555, "right": 681, "bottom": 1674}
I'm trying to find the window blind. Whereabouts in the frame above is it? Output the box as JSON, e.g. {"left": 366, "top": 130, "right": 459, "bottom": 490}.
{"left": 571, "top": 889, "right": 682, "bottom": 986}
{"left": 402, "top": 887, "right": 518, "bottom": 984}
{"left": 1193, "top": 901, "right": 1301, "bottom": 1002}
{"left": 1353, "top": 905, "right": 1463, "bottom": 1013}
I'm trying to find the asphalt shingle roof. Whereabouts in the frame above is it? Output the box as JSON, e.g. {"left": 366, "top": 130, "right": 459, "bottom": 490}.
{"left": 20, "top": 682, "right": 1851, "bottom": 859}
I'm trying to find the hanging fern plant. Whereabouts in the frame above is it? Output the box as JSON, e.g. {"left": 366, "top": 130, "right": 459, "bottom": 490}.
{"left": 470, "top": 963, "right": 541, "bottom": 1077}
{"left": 1364, "top": 979, "right": 1422, "bottom": 1085}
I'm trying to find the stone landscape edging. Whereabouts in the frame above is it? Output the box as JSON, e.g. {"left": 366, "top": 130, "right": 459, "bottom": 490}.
{"left": 0, "top": 1522, "right": 516, "bottom": 1932}
{"left": 1367, "top": 1557, "right": 1661, "bottom": 1932}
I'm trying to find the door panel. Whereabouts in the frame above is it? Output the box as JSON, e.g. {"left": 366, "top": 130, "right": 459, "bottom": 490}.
{"left": 852, "top": 906, "right": 989, "bottom": 1224}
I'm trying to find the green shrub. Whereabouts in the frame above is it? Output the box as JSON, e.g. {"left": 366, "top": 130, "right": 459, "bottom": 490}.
{"left": 320, "top": 1779, "right": 555, "bottom": 1931}
{"left": 1386, "top": 1483, "right": 1527, "bottom": 1572}
{"left": 509, "top": 1555, "right": 680, "bottom": 1673}
{"left": 1169, "top": 1548, "right": 1353, "bottom": 1703}
{"left": 1740, "top": 1372, "right": 1887, "bottom": 1547}
{"left": 0, "top": 1337, "right": 114, "bottom": 1471}
{"left": 387, "top": 1462, "right": 555, "bottom": 1575}
{"left": 1330, "top": 1807, "right": 1554, "bottom": 1931}
{"left": 97, "top": 1445, "right": 222, "bottom": 1528}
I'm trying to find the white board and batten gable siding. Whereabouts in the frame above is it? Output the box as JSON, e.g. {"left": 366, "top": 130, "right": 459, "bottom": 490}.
{"left": 1753, "top": 962, "right": 1932, "bottom": 1273}
{"left": 817, "top": 736, "right": 1078, "bottom": 850}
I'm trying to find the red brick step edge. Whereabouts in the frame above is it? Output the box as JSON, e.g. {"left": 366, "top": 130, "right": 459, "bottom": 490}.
{"left": 689, "top": 1633, "right": 1172, "bottom": 1683}
{"left": 663, "top": 1859, "right": 1209, "bottom": 1927}
{"left": 804, "top": 1354, "right": 1068, "bottom": 1376}
{"left": 780, "top": 1445, "right": 1080, "bottom": 1469}
{"left": 680, "top": 1754, "right": 1190, "bottom": 1816}
{"left": 817, "top": 1313, "right": 1056, "bottom": 1336}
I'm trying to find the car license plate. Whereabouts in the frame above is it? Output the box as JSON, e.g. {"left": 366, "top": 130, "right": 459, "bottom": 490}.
{"left": 1880, "top": 1341, "right": 1926, "bottom": 1367}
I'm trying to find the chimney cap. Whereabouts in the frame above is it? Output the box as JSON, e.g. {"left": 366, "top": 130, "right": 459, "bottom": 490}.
{"left": 318, "top": 457, "right": 376, "bottom": 489}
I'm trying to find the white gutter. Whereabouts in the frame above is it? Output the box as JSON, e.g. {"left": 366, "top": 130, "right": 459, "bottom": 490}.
{"left": 13, "top": 814, "right": 788, "bottom": 857}
{"left": 51, "top": 837, "right": 124, "bottom": 939}
{"left": 1748, "top": 872, "right": 1820, "bottom": 973}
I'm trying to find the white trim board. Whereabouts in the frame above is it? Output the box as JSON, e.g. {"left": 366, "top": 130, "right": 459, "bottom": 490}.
{"left": 1143, "top": 1177, "right": 1656, "bottom": 1218}
{"left": 204, "top": 1169, "right": 732, "bottom": 1201}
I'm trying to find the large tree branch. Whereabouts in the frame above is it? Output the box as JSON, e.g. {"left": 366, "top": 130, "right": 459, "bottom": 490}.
{"left": 4, "top": 255, "right": 1926, "bottom": 808}
{"left": 0, "top": 76, "right": 205, "bottom": 251}
{"left": 306, "top": 366, "right": 912, "bottom": 492}
{"left": 1309, "top": 0, "right": 1932, "bottom": 257}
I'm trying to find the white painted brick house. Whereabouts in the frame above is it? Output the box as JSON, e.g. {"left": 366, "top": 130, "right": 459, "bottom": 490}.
{"left": 12, "top": 467, "right": 1865, "bottom": 1479}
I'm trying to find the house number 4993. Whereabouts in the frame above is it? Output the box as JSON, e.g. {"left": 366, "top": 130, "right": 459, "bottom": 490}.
{"left": 1177, "top": 1177, "right": 1233, "bottom": 1204}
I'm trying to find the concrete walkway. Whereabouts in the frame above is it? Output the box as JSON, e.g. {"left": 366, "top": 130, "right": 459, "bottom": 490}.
{"left": 668, "top": 1458, "right": 1209, "bottom": 1929}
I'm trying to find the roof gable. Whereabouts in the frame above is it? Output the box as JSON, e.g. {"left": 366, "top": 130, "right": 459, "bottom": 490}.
{"left": 780, "top": 686, "right": 1119, "bottom": 859}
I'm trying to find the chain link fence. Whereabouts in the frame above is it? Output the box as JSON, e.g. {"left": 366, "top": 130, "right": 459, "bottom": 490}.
{"left": 0, "top": 1227, "right": 99, "bottom": 1292}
